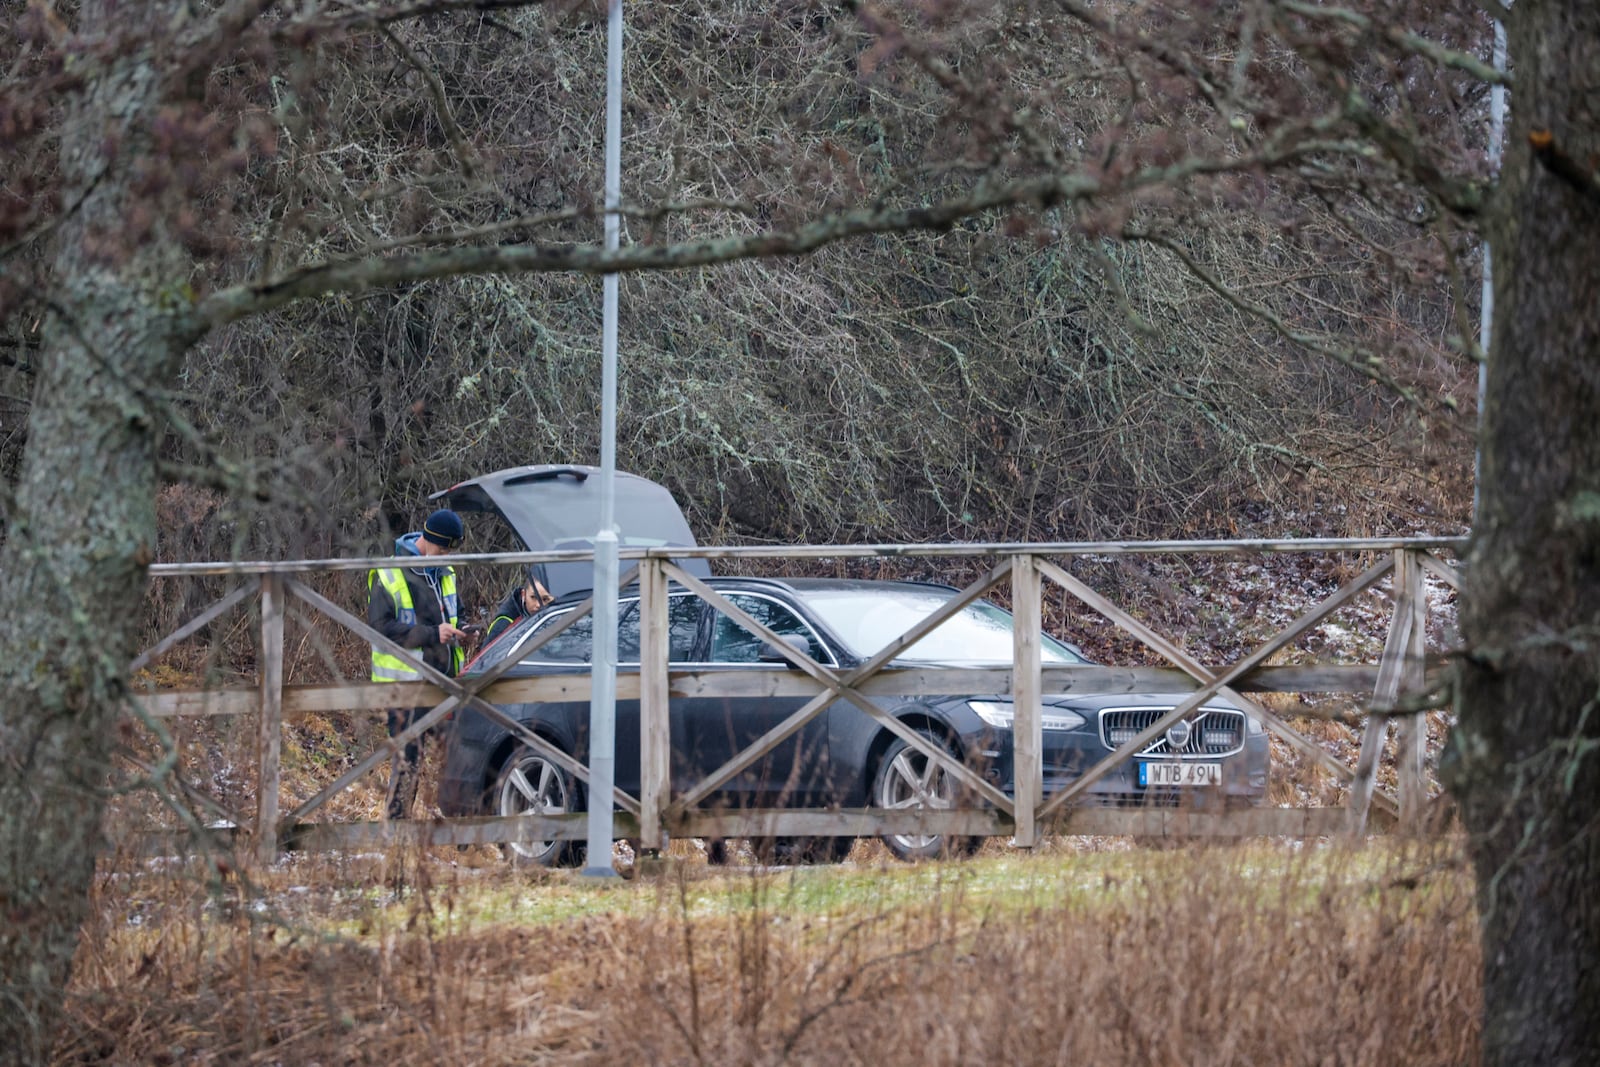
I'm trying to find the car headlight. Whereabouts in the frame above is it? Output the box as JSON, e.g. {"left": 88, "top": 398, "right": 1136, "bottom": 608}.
{"left": 968, "top": 701, "right": 1085, "bottom": 731}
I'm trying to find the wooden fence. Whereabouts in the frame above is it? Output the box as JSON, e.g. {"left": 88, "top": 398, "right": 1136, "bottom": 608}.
{"left": 129, "top": 537, "right": 1464, "bottom": 863}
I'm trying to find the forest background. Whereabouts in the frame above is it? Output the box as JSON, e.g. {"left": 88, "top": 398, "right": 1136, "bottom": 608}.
{"left": 1, "top": 0, "right": 1479, "bottom": 563}
{"left": 4, "top": 1, "right": 1597, "bottom": 1064}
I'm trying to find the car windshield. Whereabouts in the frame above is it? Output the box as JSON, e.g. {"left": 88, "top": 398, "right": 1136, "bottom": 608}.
{"left": 796, "top": 588, "right": 1088, "bottom": 664}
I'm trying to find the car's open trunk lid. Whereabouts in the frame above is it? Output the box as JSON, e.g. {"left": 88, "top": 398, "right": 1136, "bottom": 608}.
{"left": 431, "top": 465, "right": 711, "bottom": 596}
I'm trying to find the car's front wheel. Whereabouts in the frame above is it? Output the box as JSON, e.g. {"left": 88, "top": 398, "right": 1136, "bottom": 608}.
{"left": 873, "top": 728, "right": 980, "bottom": 862}
{"left": 493, "top": 745, "right": 584, "bottom": 868}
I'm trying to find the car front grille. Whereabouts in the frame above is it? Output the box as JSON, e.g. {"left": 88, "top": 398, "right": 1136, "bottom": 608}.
{"left": 1099, "top": 708, "right": 1248, "bottom": 758}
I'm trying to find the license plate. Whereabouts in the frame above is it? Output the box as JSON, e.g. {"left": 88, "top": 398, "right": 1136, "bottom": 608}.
{"left": 1139, "top": 762, "right": 1221, "bottom": 787}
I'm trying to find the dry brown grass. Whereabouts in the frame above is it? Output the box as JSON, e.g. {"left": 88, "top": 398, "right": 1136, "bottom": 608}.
{"left": 59, "top": 837, "right": 1479, "bottom": 1065}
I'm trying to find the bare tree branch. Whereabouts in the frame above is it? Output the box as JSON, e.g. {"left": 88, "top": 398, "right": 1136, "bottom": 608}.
{"left": 1051, "top": 0, "right": 1228, "bottom": 114}
{"left": 276, "top": 0, "right": 551, "bottom": 36}
{"left": 374, "top": 20, "right": 478, "bottom": 181}
{"left": 354, "top": 197, "right": 757, "bottom": 255}
{"left": 1275, "top": 0, "right": 1511, "bottom": 86}
{"left": 201, "top": 130, "right": 1387, "bottom": 327}
{"left": 201, "top": 173, "right": 1100, "bottom": 325}
{"left": 1339, "top": 89, "right": 1489, "bottom": 216}
{"left": 1120, "top": 226, "right": 1424, "bottom": 403}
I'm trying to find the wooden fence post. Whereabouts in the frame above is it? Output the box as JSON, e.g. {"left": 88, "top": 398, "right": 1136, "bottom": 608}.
{"left": 1395, "top": 550, "right": 1429, "bottom": 829}
{"left": 1011, "top": 554, "right": 1042, "bottom": 848}
{"left": 638, "top": 558, "right": 671, "bottom": 852}
{"left": 1349, "top": 550, "right": 1411, "bottom": 834}
{"left": 256, "top": 574, "right": 284, "bottom": 865}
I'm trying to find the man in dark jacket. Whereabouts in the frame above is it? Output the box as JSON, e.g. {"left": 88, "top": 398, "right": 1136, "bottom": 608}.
{"left": 368, "top": 508, "right": 470, "bottom": 819}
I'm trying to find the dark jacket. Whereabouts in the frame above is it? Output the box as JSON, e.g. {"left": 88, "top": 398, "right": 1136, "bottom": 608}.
{"left": 369, "top": 533, "right": 458, "bottom": 678}
{"left": 485, "top": 585, "right": 530, "bottom": 641}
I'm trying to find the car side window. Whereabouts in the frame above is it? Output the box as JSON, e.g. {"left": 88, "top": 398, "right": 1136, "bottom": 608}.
{"left": 523, "top": 594, "right": 701, "bottom": 664}
{"left": 616, "top": 601, "right": 641, "bottom": 662}
{"left": 525, "top": 609, "right": 594, "bottom": 663}
{"left": 710, "top": 594, "right": 827, "bottom": 664}
{"left": 617, "top": 596, "right": 702, "bottom": 663}
{"left": 666, "top": 594, "right": 704, "bottom": 662}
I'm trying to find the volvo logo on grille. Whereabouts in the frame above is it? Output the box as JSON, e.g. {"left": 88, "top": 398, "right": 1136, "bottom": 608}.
{"left": 1165, "top": 719, "right": 1193, "bottom": 751}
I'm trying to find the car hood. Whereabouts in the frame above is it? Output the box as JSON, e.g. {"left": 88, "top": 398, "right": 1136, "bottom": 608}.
{"left": 929, "top": 686, "right": 1246, "bottom": 715}
{"left": 431, "top": 465, "right": 711, "bottom": 597}
{"left": 1044, "top": 693, "right": 1247, "bottom": 713}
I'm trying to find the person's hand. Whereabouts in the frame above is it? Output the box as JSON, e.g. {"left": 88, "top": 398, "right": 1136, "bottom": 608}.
{"left": 438, "top": 622, "right": 469, "bottom": 646}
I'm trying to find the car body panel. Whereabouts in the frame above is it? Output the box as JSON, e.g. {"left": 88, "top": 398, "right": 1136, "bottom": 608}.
{"left": 437, "top": 576, "right": 1271, "bottom": 824}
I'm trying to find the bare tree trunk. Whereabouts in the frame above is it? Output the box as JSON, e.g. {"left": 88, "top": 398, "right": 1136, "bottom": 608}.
{"left": 0, "top": 8, "right": 197, "bottom": 1056}
{"left": 1449, "top": 3, "right": 1600, "bottom": 1064}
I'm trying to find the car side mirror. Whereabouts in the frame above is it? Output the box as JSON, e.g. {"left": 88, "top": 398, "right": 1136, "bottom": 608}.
{"left": 758, "top": 633, "right": 812, "bottom": 663}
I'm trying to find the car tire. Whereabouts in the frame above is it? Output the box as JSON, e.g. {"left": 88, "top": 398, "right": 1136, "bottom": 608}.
{"left": 872, "top": 728, "right": 980, "bottom": 862}
{"left": 493, "top": 744, "right": 584, "bottom": 868}
{"left": 752, "top": 835, "right": 855, "bottom": 865}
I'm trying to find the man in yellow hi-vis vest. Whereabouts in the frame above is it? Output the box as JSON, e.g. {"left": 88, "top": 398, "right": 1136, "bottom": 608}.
{"left": 368, "top": 508, "right": 470, "bottom": 820}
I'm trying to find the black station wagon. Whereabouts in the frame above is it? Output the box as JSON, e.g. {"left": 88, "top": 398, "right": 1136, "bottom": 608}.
{"left": 437, "top": 576, "right": 1271, "bottom": 865}
{"left": 429, "top": 465, "right": 1268, "bottom": 864}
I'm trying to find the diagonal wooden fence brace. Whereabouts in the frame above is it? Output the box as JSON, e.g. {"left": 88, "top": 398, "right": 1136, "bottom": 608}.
{"left": 664, "top": 558, "right": 1017, "bottom": 815}
{"left": 121, "top": 753, "right": 249, "bottom": 841}
{"left": 130, "top": 582, "right": 253, "bottom": 673}
{"left": 280, "top": 570, "right": 644, "bottom": 828}
{"left": 1038, "top": 555, "right": 1401, "bottom": 820}
{"left": 283, "top": 574, "right": 643, "bottom": 822}
{"left": 663, "top": 559, "right": 1015, "bottom": 813}
{"left": 1415, "top": 550, "right": 1461, "bottom": 592}
{"left": 281, "top": 581, "right": 575, "bottom": 824}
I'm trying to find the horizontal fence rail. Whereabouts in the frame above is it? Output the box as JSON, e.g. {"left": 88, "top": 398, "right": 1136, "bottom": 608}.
{"left": 124, "top": 538, "right": 1465, "bottom": 863}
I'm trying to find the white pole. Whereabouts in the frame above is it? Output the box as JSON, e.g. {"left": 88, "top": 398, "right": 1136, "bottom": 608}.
{"left": 1475, "top": 8, "right": 1508, "bottom": 521}
{"left": 583, "top": 0, "right": 624, "bottom": 879}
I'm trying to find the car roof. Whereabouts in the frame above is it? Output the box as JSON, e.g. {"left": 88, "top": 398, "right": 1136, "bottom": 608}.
{"left": 757, "top": 577, "right": 961, "bottom": 595}
{"left": 533, "top": 575, "right": 961, "bottom": 607}
{"left": 471, "top": 574, "right": 1095, "bottom": 670}
{"left": 431, "top": 465, "right": 711, "bottom": 596}
{"left": 684, "top": 577, "right": 962, "bottom": 601}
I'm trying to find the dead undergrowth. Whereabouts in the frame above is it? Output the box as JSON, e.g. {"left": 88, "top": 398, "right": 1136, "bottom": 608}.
{"left": 62, "top": 836, "right": 1479, "bottom": 1065}
{"left": 99, "top": 526, "right": 1476, "bottom": 1065}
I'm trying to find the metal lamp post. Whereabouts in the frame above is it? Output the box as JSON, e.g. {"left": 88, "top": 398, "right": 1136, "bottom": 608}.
{"left": 582, "top": 0, "right": 625, "bottom": 879}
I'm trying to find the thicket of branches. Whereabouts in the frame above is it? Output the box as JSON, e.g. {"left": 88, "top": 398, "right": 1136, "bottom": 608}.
{"left": 96, "top": 0, "right": 1480, "bottom": 565}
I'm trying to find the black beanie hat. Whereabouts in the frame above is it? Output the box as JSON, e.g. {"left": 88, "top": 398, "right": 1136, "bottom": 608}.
{"left": 421, "top": 509, "right": 465, "bottom": 548}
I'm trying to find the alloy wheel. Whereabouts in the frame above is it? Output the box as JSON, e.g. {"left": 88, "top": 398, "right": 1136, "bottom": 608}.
{"left": 495, "top": 750, "right": 574, "bottom": 866}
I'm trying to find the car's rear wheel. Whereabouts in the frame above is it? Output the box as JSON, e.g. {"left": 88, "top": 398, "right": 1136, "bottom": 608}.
{"left": 873, "top": 728, "right": 980, "bottom": 862}
{"left": 493, "top": 745, "right": 583, "bottom": 868}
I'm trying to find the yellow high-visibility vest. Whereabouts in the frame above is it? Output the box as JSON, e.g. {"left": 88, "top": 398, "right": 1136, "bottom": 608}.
{"left": 369, "top": 566, "right": 463, "bottom": 681}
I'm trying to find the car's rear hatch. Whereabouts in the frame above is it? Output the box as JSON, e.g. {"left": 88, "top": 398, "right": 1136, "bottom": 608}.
{"left": 430, "top": 465, "right": 710, "bottom": 596}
